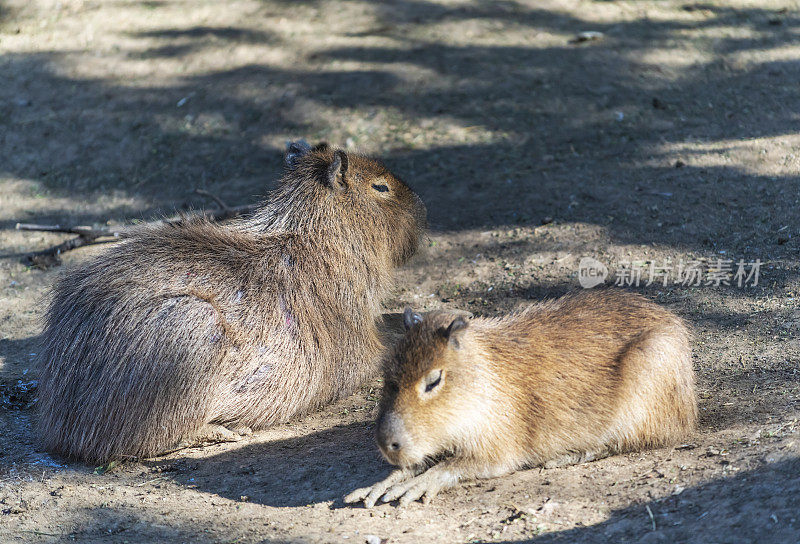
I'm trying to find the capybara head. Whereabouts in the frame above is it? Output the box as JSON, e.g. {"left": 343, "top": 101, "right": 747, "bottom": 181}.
{"left": 376, "top": 309, "right": 488, "bottom": 468}
{"left": 263, "top": 141, "right": 427, "bottom": 267}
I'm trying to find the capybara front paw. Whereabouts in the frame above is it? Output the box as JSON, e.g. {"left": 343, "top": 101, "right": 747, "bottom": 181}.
{"left": 344, "top": 469, "right": 416, "bottom": 508}
{"left": 380, "top": 468, "right": 454, "bottom": 506}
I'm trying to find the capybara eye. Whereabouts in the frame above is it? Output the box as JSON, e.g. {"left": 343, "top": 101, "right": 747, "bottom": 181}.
{"left": 372, "top": 183, "right": 390, "bottom": 193}
{"left": 424, "top": 369, "right": 443, "bottom": 393}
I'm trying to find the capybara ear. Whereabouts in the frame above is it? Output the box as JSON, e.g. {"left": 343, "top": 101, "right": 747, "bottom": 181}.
{"left": 403, "top": 307, "right": 424, "bottom": 330}
{"left": 326, "top": 150, "right": 349, "bottom": 191}
{"left": 284, "top": 140, "right": 311, "bottom": 168}
{"left": 443, "top": 316, "right": 468, "bottom": 349}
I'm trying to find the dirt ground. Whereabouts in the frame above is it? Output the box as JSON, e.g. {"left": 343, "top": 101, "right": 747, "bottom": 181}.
{"left": 1, "top": 0, "right": 799, "bottom": 542}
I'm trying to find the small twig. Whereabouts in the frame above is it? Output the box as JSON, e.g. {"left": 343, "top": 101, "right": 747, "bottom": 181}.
{"left": 195, "top": 189, "right": 232, "bottom": 213}
{"left": 14, "top": 190, "right": 259, "bottom": 267}
{"left": 16, "top": 222, "right": 128, "bottom": 239}
{"left": 16, "top": 222, "right": 125, "bottom": 239}
{"left": 201, "top": 203, "right": 256, "bottom": 223}
{"left": 135, "top": 476, "right": 169, "bottom": 487}
{"left": 645, "top": 504, "right": 656, "bottom": 531}
{"left": 16, "top": 223, "right": 94, "bottom": 235}
{"left": 23, "top": 236, "right": 116, "bottom": 268}
{"left": 19, "top": 530, "right": 63, "bottom": 537}
{"left": 16, "top": 222, "right": 125, "bottom": 268}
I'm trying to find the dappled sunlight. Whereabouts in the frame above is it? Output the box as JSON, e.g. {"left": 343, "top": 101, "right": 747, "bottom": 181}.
{"left": 1, "top": 0, "right": 799, "bottom": 541}
{"left": 732, "top": 41, "right": 800, "bottom": 66}
{"left": 649, "top": 135, "right": 800, "bottom": 175}
{"left": 633, "top": 47, "right": 715, "bottom": 72}
{"left": 0, "top": 178, "right": 147, "bottom": 225}
{"left": 3, "top": 0, "right": 799, "bottom": 233}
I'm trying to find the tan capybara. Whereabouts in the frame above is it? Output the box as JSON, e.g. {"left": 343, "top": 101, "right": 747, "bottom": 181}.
{"left": 37, "top": 141, "right": 427, "bottom": 463}
{"left": 346, "top": 289, "right": 696, "bottom": 507}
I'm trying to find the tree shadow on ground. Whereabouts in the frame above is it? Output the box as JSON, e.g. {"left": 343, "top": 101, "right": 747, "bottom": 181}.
{"left": 1, "top": 1, "right": 798, "bottom": 261}
{"left": 147, "top": 421, "right": 385, "bottom": 508}
{"left": 0, "top": 336, "right": 40, "bottom": 381}
{"left": 522, "top": 456, "right": 800, "bottom": 543}
{"left": 144, "top": 419, "right": 799, "bottom": 544}
{"left": 3, "top": 504, "right": 302, "bottom": 543}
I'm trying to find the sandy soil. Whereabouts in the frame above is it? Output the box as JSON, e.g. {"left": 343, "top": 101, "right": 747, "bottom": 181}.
{"left": 1, "top": 0, "right": 799, "bottom": 542}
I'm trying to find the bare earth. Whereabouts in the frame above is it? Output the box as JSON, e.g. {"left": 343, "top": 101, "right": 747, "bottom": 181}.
{"left": 1, "top": 0, "right": 799, "bottom": 542}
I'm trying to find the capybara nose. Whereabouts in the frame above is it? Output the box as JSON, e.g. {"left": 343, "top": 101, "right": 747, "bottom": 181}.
{"left": 376, "top": 411, "right": 407, "bottom": 455}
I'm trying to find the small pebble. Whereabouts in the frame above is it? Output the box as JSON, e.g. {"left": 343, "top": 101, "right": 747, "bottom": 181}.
{"left": 365, "top": 535, "right": 381, "bottom": 544}
{"left": 570, "top": 30, "right": 604, "bottom": 43}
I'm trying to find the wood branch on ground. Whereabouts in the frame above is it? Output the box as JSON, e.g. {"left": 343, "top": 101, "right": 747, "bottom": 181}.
{"left": 15, "top": 191, "right": 259, "bottom": 268}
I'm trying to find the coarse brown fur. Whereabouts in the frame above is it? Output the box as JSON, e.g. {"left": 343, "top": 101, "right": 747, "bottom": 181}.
{"left": 345, "top": 289, "right": 697, "bottom": 507}
{"left": 37, "top": 143, "right": 427, "bottom": 463}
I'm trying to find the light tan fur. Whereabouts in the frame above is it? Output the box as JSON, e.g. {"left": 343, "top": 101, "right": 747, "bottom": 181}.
{"left": 346, "top": 289, "right": 697, "bottom": 507}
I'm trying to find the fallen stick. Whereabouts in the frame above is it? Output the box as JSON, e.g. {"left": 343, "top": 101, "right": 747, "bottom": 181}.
{"left": 195, "top": 188, "right": 232, "bottom": 213}
{"left": 14, "top": 224, "right": 111, "bottom": 236}
{"left": 16, "top": 191, "right": 258, "bottom": 267}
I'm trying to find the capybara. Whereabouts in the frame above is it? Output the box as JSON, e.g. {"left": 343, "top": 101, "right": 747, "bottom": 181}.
{"left": 38, "top": 142, "right": 427, "bottom": 463}
{"left": 346, "top": 289, "right": 696, "bottom": 507}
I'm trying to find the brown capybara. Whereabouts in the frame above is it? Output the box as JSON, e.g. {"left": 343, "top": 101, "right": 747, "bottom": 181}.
{"left": 37, "top": 142, "right": 427, "bottom": 463}
{"left": 346, "top": 289, "right": 696, "bottom": 507}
